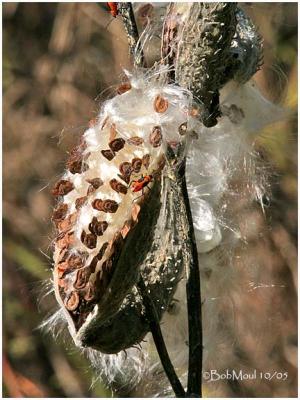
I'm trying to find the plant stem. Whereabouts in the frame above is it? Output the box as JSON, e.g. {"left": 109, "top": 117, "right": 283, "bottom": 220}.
{"left": 137, "top": 279, "right": 186, "bottom": 398}
{"left": 119, "top": 2, "right": 145, "bottom": 68}
{"left": 178, "top": 163, "right": 203, "bottom": 397}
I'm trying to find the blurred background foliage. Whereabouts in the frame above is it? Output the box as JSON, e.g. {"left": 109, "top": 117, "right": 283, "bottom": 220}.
{"left": 3, "top": 2, "right": 297, "bottom": 397}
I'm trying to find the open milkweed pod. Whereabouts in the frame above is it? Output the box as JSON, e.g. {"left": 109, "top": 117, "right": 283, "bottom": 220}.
{"left": 51, "top": 70, "right": 195, "bottom": 353}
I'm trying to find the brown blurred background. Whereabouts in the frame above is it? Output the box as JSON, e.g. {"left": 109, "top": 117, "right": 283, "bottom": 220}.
{"left": 3, "top": 3, "right": 297, "bottom": 397}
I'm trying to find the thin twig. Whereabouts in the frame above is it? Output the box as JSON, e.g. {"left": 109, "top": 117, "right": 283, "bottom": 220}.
{"left": 137, "top": 279, "right": 186, "bottom": 398}
{"left": 119, "top": 2, "right": 145, "bottom": 68}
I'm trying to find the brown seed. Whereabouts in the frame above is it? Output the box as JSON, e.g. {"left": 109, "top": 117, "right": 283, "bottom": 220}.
{"left": 68, "top": 253, "right": 86, "bottom": 269}
{"left": 86, "top": 178, "right": 103, "bottom": 189}
{"left": 97, "top": 242, "right": 109, "bottom": 260}
{"left": 109, "top": 178, "right": 128, "bottom": 195}
{"left": 119, "top": 162, "right": 132, "bottom": 179}
{"left": 142, "top": 154, "right": 151, "bottom": 169}
{"left": 67, "top": 159, "right": 89, "bottom": 174}
{"left": 109, "top": 123, "right": 117, "bottom": 142}
{"left": 101, "top": 149, "right": 115, "bottom": 161}
{"left": 154, "top": 95, "right": 168, "bottom": 113}
{"left": 178, "top": 122, "right": 188, "bottom": 135}
{"left": 75, "top": 196, "right": 87, "bottom": 210}
{"left": 109, "top": 138, "right": 125, "bottom": 152}
{"left": 52, "top": 180, "right": 74, "bottom": 197}
{"left": 132, "top": 157, "right": 142, "bottom": 173}
{"left": 117, "top": 82, "right": 131, "bottom": 95}
{"left": 81, "top": 231, "right": 97, "bottom": 249}
{"left": 149, "top": 126, "right": 162, "bottom": 148}
{"left": 57, "top": 212, "right": 77, "bottom": 232}
{"left": 52, "top": 204, "right": 68, "bottom": 224}
{"left": 57, "top": 248, "right": 69, "bottom": 264}
{"left": 57, "top": 261, "right": 69, "bottom": 278}
{"left": 92, "top": 199, "right": 118, "bottom": 213}
{"left": 87, "top": 177, "right": 103, "bottom": 195}
{"left": 58, "top": 278, "right": 67, "bottom": 289}
{"left": 74, "top": 267, "right": 91, "bottom": 290}
{"left": 83, "top": 282, "right": 95, "bottom": 302}
{"left": 88, "top": 217, "right": 108, "bottom": 236}
{"left": 127, "top": 136, "right": 144, "bottom": 146}
{"left": 65, "top": 291, "right": 80, "bottom": 311}
{"left": 56, "top": 231, "right": 75, "bottom": 250}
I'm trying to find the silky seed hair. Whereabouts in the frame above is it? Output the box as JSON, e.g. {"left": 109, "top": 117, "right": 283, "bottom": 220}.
{"left": 51, "top": 67, "right": 194, "bottom": 342}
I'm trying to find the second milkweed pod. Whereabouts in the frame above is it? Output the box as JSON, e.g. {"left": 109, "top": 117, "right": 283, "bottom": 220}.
{"left": 153, "top": 94, "right": 169, "bottom": 113}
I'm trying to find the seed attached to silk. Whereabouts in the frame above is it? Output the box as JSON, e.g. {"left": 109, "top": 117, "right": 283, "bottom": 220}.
{"left": 109, "top": 178, "right": 128, "bottom": 194}
{"left": 101, "top": 149, "right": 115, "bottom": 161}
{"left": 92, "top": 199, "right": 119, "bottom": 213}
{"left": 88, "top": 217, "right": 108, "bottom": 236}
{"left": 117, "top": 82, "right": 131, "bottom": 95}
{"left": 154, "top": 94, "right": 168, "bottom": 113}
{"left": 142, "top": 154, "right": 151, "bottom": 169}
{"left": 65, "top": 291, "right": 80, "bottom": 311}
{"left": 75, "top": 196, "right": 87, "bottom": 210}
{"left": 81, "top": 231, "right": 97, "bottom": 249}
{"left": 149, "top": 126, "right": 162, "bottom": 147}
{"left": 178, "top": 122, "right": 188, "bottom": 135}
{"left": 74, "top": 267, "right": 91, "bottom": 289}
{"left": 127, "top": 136, "right": 144, "bottom": 146}
{"left": 132, "top": 157, "right": 142, "bottom": 173}
{"left": 52, "top": 203, "right": 68, "bottom": 224}
{"left": 109, "top": 138, "right": 125, "bottom": 152}
{"left": 52, "top": 180, "right": 74, "bottom": 196}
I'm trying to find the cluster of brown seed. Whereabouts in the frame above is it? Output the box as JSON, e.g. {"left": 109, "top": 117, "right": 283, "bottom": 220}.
{"left": 51, "top": 88, "right": 189, "bottom": 329}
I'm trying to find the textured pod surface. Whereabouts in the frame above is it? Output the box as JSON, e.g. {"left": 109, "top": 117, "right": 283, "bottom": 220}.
{"left": 51, "top": 72, "right": 194, "bottom": 352}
